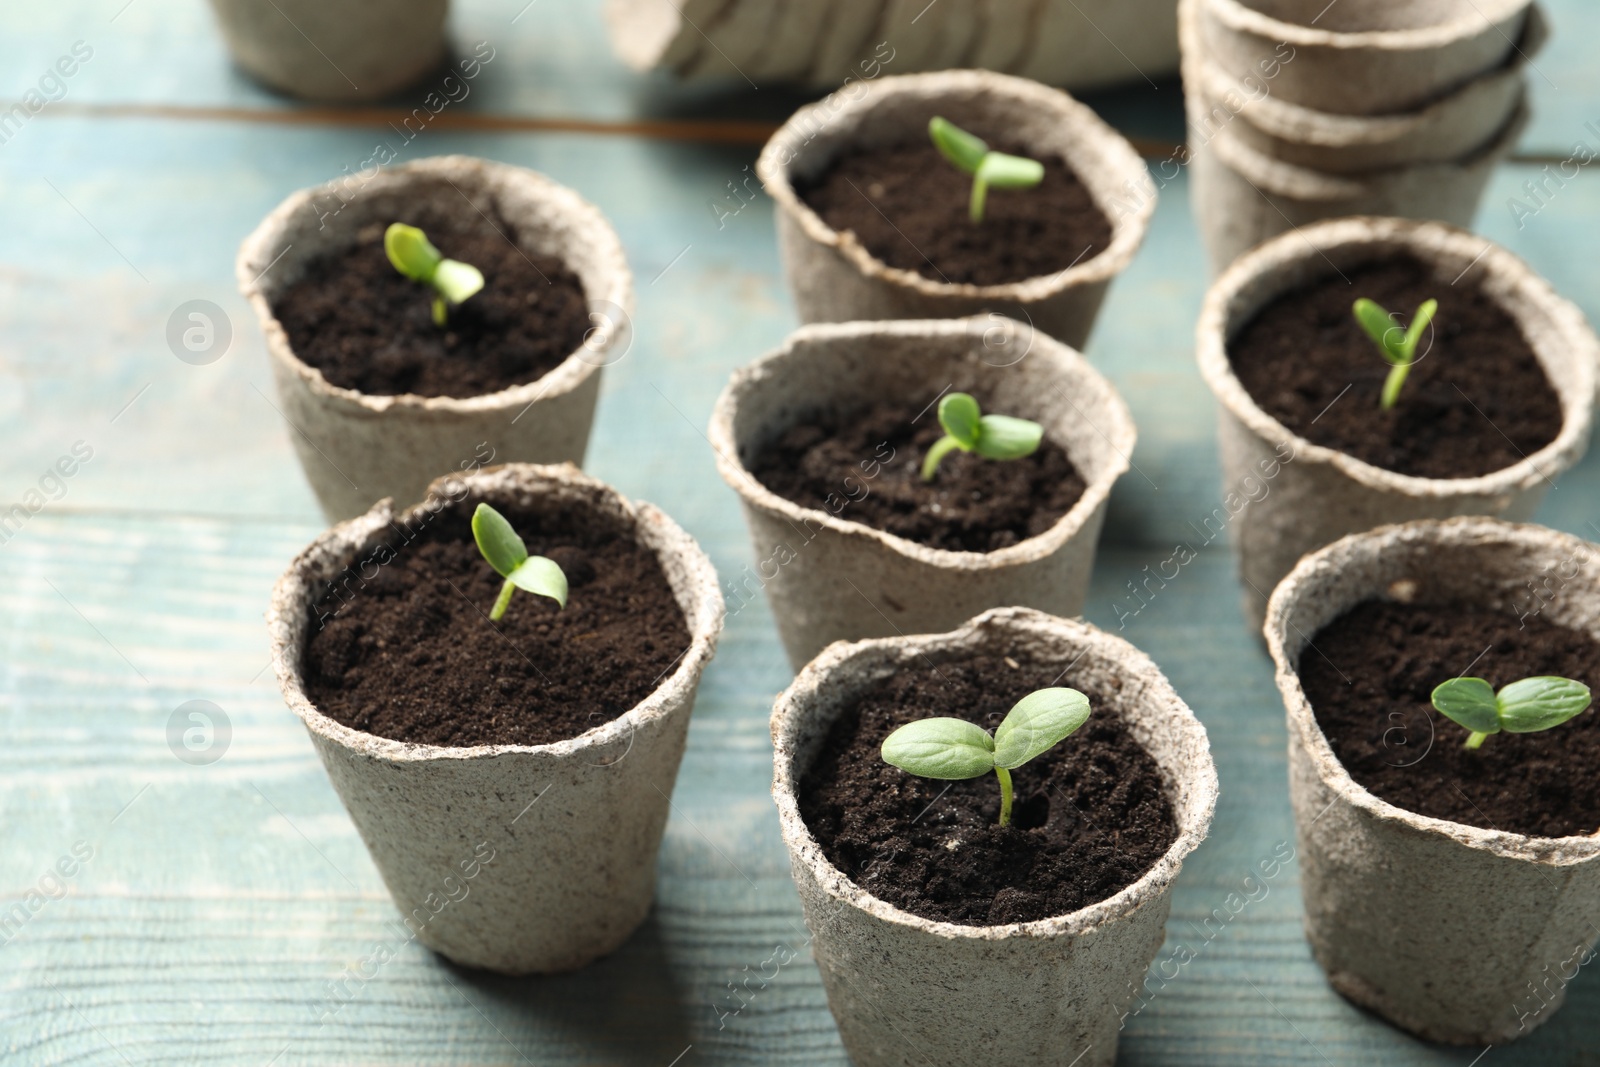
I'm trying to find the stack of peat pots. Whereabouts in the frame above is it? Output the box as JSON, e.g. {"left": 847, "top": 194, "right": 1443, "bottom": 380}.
{"left": 603, "top": 0, "right": 1183, "bottom": 91}
{"left": 1181, "top": 0, "right": 1544, "bottom": 271}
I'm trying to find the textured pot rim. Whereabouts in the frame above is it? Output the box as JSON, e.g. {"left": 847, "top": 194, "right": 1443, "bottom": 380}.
{"left": 236, "top": 154, "right": 633, "bottom": 414}
{"left": 771, "top": 606, "right": 1219, "bottom": 940}
{"left": 1189, "top": 3, "right": 1543, "bottom": 149}
{"left": 755, "top": 69, "right": 1156, "bottom": 302}
{"left": 1196, "top": 216, "right": 1597, "bottom": 498}
{"left": 707, "top": 317, "right": 1136, "bottom": 569}
{"left": 1265, "top": 516, "right": 1600, "bottom": 860}
{"left": 1203, "top": 0, "right": 1531, "bottom": 51}
{"left": 1199, "top": 95, "right": 1528, "bottom": 199}
{"left": 266, "top": 463, "right": 724, "bottom": 765}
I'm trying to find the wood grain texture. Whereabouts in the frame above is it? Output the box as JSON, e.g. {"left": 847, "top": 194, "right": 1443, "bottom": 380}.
{"left": 2, "top": 2, "right": 1600, "bottom": 1064}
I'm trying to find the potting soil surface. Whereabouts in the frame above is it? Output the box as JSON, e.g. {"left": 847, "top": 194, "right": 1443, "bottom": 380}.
{"left": 300, "top": 496, "right": 691, "bottom": 747}
{"left": 1228, "top": 256, "right": 1562, "bottom": 479}
{"left": 273, "top": 212, "right": 591, "bottom": 399}
{"left": 748, "top": 399, "right": 1087, "bottom": 553}
{"left": 799, "top": 652, "right": 1178, "bottom": 925}
{"left": 1301, "top": 598, "right": 1600, "bottom": 837}
{"left": 798, "top": 134, "right": 1114, "bottom": 287}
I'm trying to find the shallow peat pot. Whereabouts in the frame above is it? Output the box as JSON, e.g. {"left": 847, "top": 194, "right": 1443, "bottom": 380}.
{"left": 756, "top": 70, "right": 1155, "bottom": 348}
{"left": 709, "top": 317, "right": 1135, "bottom": 668}
{"left": 1197, "top": 216, "right": 1595, "bottom": 630}
{"left": 239, "top": 155, "right": 632, "bottom": 522}
{"left": 1197, "top": 0, "right": 1532, "bottom": 116}
{"left": 1267, "top": 517, "right": 1600, "bottom": 1044}
{"left": 267, "top": 464, "right": 722, "bottom": 974}
{"left": 208, "top": 0, "right": 449, "bottom": 102}
{"left": 772, "top": 607, "right": 1217, "bottom": 1067}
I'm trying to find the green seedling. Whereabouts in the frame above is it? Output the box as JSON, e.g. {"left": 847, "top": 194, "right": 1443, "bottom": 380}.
{"left": 1430, "top": 674, "right": 1592, "bottom": 750}
{"left": 880, "top": 688, "right": 1090, "bottom": 826}
{"left": 385, "top": 222, "right": 486, "bottom": 327}
{"left": 471, "top": 503, "right": 568, "bottom": 622}
{"left": 928, "top": 116, "right": 1045, "bottom": 223}
{"left": 921, "top": 392, "right": 1043, "bottom": 482}
{"left": 1352, "top": 296, "right": 1438, "bottom": 410}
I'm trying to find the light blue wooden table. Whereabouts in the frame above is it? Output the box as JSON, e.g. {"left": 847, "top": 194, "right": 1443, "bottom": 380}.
{"left": 3, "top": 3, "right": 1599, "bottom": 1064}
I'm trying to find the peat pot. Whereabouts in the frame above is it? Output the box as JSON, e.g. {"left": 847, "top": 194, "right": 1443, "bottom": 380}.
{"left": 757, "top": 70, "right": 1155, "bottom": 348}
{"left": 1180, "top": 0, "right": 1545, "bottom": 175}
{"left": 710, "top": 317, "right": 1135, "bottom": 668}
{"left": 1197, "top": 216, "right": 1596, "bottom": 630}
{"left": 240, "top": 155, "right": 632, "bottom": 522}
{"left": 1268, "top": 517, "right": 1600, "bottom": 1044}
{"left": 1197, "top": 0, "right": 1532, "bottom": 116}
{"left": 772, "top": 606, "right": 1218, "bottom": 1067}
{"left": 267, "top": 464, "right": 723, "bottom": 973}
{"left": 208, "top": 0, "right": 449, "bottom": 102}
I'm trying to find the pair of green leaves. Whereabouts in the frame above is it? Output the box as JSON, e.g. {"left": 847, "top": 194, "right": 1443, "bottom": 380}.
{"left": 921, "top": 392, "right": 1044, "bottom": 482}
{"left": 880, "top": 687, "right": 1091, "bottom": 826}
{"left": 471, "top": 503, "right": 568, "bottom": 622}
{"left": 928, "top": 116, "right": 1045, "bottom": 223}
{"left": 385, "top": 223, "right": 486, "bottom": 327}
{"left": 1352, "top": 297, "right": 1437, "bottom": 411}
{"left": 1431, "top": 675, "right": 1592, "bottom": 750}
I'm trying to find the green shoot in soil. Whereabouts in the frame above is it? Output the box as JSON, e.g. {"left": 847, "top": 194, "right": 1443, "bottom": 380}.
{"left": 1431, "top": 674, "right": 1591, "bottom": 750}
{"left": 1352, "top": 296, "right": 1437, "bottom": 410}
{"left": 880, "top": 688, "right": 1090, "bottom": 826}
{"left": 928, "top": 116, "right": 1045, "bottom": 223}
{"left": 921, "top": 392, "right": 1043, "bottom": 482}
{"left": 471, "top": 503, "right": 568, "bottom": 622}
{"left": 385, "top": 223, "right": 486, "bottom": 326}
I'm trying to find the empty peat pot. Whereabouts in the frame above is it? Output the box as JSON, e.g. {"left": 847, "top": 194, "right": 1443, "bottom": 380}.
{"left": 1197, "top": 217, "right": 1596, "bottom": 630}
{"left": 1196, "top": 0, "right": 1532, "bottom": 115}
{"left": 208, "top": 0, "right": 449, "bottom": 103}
{"left": 267, "top": 464, "right": 723, "bottom": 974}
{"left": 772, "top": 606, "right": 1218, "bottom": 1067}
{"left": 1267, "top": 517, "right": 1600, "bottom": 1044}
{"left": 239, "top": 155, "right": 632, "bottom": 522}
{"left": 709, "top": 317, "right": 1135, "bottom": 669}
{"left": 756, "top": 70, "right": 1155, "bottom": 348}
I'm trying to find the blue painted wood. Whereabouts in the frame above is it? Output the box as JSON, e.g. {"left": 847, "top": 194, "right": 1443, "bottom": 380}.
{"left": 2, "top": 3, "right": 1600, "bottom": 1065}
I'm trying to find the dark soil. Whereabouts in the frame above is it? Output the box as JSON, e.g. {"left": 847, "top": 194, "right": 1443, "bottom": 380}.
{"left": 1300, "top": 599, "right": 1600, "bottom": 837}
{"left": 799, "top": 653, "right": 1177, "bottom": 926}
{"left": 747, "top": 399, "right": 1086, "bottom": 553}
{"left": 301, "top": 495, "right": 691, "bottom": 748}
{"left": 797, "top": 134, "right": 1114, "bottom": 287}
{"left": 273, "top": 215, "right": 590, "bottom": 399}
{"left": 1228, "top": 256, "right": 1561, "bottom": 479}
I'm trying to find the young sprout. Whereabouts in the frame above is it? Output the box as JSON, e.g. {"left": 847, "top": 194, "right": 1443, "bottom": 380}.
{"left": 921, "top": 392, "right": 1043, "bottom": 482}
{"left": 880, "top": 688, "right": 1090, "bottom": 826}
{"left": 928, "top": 116, "right": 1045, "bottom": 223}
{"left": 471, "top": 503, "right": 568, "bottom": 622}
{"left": 1430, "top": 675, "right": 1592, "bottom": 750}
{"left": 1352, "top": 297, "right": 1438, "bottom": 410}
{"left": 385, "top": 223, "right": 486, "bottom": 327}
